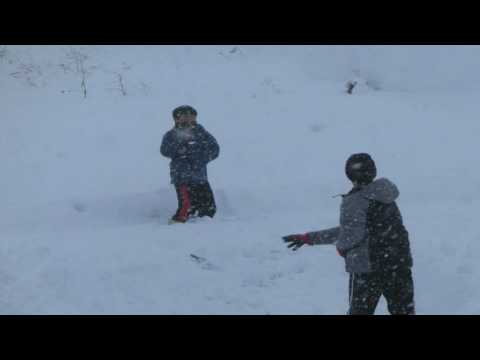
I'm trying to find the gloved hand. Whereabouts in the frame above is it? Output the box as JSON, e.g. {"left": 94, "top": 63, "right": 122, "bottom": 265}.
{"left": 282, "top": 234, "right": 313, "bottom": 251}
{"left": 177, "top": 141, "right": 200, "bottom": 159}
{"left": 336, "top": 247, "right": 347, "bottom": 257}
{"left": 178, "top": 146, "right": 187, "bottom": 155}
{"left": 176, "top": 146, "right": 189, "bottom": 159}
{"left": 184, "top": 140, "right": 200, "bottom": 156}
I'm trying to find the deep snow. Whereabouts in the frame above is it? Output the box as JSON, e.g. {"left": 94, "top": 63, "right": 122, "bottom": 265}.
{"left": 1, "top": 45, "right": 480, "bottom": 314}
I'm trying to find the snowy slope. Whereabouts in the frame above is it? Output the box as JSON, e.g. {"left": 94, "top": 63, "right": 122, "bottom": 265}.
{"left": 1, "top": 45, "right": 480, "bottom": 314}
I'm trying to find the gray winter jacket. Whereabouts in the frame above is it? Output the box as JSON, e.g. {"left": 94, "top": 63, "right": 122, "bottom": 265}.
{"left": 307, "top": 178, "right": 413, "bottom": 273}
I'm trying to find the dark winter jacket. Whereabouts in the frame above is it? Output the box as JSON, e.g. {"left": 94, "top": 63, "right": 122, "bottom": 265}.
{"left": 307, "top": 178, "right": 413, "bottom": 273}
{"left": 160, "top": 124, "right": 219, "bottom": 184}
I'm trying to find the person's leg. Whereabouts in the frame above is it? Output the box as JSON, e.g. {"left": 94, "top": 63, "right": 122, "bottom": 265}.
{"left": 348, "top": 272, "right": 382, "bottom": 315}
{"left": 171, "top": 184, "right": 193, "bottom": 223}
{"left": 187, "top": 184, "right": 202, "bottom": 217}
{"left": 383, "top": 268, "right": 416, "bottom": 315}
{"left": 195, "top": 182, "right": 216, "bottom": 218}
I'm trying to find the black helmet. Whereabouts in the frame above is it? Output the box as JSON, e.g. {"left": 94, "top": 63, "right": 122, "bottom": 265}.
{"left": 172, "top": 105, "right": 197, "bottom": 119}
{"left": 345, "top": 153, "right": 377, "bottom": 185}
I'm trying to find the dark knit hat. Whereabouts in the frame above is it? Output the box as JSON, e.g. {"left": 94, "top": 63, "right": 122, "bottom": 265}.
{"left": 172, "top": 105, "right": 197, "bottom": 119}
{"left": 345, "top": 153, "right": 377, "bottom": 185}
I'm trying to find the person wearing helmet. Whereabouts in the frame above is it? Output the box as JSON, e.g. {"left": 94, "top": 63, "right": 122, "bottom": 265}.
{"left": 282, "top": 153, "right": 415, "bottom": 315}
{"left": 160, "top": 106, "right": 220, "bottom": 224}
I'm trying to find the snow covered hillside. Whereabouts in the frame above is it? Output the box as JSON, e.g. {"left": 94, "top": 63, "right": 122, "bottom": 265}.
{"left": 1, "top": 45, "right": 480, "bottom": 314}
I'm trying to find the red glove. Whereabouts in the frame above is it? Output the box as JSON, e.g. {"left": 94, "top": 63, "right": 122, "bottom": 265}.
{"left": 283, "top": 234, "right": 313, "bottom": 251}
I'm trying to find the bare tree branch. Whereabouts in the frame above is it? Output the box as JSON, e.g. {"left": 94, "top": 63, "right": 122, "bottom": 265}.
{"left": 66, "top": 47, "right": 89, "bottom": 98}
{"left": 81, "top": 78, "right": 87, "bottom": 98}
{"left": 0, "top": 46, "right": 7, "bottom": 61}
{"left": 117, "top": 73, "right": 127, "bottom": 96}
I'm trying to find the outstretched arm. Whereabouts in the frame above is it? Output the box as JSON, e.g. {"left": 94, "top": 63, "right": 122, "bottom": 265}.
{"left": 283, "top": 227, "right": 340, "bottom": 251}
{"left": 307, "top": 227, "right": 340, "bottom": 245}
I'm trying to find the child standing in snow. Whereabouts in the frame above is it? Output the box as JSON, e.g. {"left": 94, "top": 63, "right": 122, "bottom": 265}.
{"left": 160, "top": 105, "right": 220, "bottom": 224}
{"left": 283, "top": 153, "right": 415, "bottom": 315}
